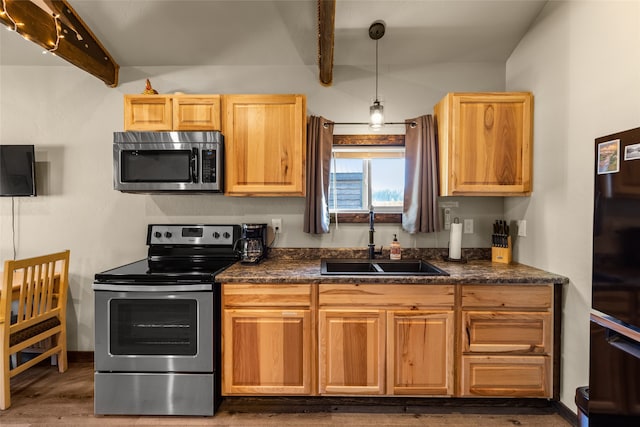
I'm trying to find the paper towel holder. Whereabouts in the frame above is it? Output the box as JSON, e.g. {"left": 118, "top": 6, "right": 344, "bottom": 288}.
{"left": 443, "top": 218, "right": 467, "bottom": 263}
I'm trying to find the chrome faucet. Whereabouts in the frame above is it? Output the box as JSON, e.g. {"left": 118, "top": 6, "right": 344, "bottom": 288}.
{"left": 368, "top": 208, "right": 383, "bottom": 259}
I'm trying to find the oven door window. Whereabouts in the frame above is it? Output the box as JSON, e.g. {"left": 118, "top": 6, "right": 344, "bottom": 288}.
{"left": 121, "top": 150, "right": 192, "bottom": 183}
{"left": 110, "top": 299, "right": 197, "bottom": 355}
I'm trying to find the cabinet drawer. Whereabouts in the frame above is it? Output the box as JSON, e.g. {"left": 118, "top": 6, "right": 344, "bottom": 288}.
{"left": 462, "top": 311, "right": 551, "bottom": 354}
{"left": 319, "top": 284, "right": 454, "bottom": 308}
{"left": 462, "top": 285, "right": 552, "bottom": 309}
{"left": 222, "top": 284, "right": 311, "bottom": 307}
{"left": 461, "top": 355, "right": 550, "bottom": 397}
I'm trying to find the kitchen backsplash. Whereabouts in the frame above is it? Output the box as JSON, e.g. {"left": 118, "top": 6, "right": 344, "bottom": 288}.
{"left": 268, "top": 247, "right": 491, "bottom": 261}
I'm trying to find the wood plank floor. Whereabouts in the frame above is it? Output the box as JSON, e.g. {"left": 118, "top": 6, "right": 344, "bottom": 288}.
{"left": 0, "top": 362, "right": 575, "bottom": 426}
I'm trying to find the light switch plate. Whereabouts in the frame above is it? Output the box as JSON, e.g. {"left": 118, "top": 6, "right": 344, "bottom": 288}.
{"left": 518, "top": 220, "right": 527, "bottom": 237}
{"left": 463, "top": 219, "right": 474, "bottom": 234}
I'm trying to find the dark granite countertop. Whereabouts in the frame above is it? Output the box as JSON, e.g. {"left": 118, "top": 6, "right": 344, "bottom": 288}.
{"left": 217, "top": 248, "right": 569, "bottom": 285}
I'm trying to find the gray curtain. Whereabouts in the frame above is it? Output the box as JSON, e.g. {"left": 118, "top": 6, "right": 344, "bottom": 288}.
{"left": 304, "top": 116, "right": 334, "bottom": 234}
{"left": 402, "top": 114, "right": 440, "bottom": 233}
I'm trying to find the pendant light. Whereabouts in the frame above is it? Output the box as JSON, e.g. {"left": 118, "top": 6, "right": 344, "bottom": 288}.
{"left": 369, "top": 20, "right": 385, "bottom": 130}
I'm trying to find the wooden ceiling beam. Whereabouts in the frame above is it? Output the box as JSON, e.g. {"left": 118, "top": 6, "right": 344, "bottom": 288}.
{"left": 0, "top": 0, "right": 119, "bottom": 87}
{"left": 317, "top": 0, "right": 335, "bottom": 86}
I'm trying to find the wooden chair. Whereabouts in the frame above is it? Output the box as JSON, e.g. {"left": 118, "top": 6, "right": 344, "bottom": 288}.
{"left": 0, "top": 250, "right": 70, "bottom": 410}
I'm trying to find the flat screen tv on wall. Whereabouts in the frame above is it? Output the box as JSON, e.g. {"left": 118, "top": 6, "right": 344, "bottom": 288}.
{"left": 0, "top": 145, "right": 37, "bottom": 197}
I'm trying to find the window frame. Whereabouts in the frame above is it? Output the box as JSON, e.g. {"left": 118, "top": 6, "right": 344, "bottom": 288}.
{"left": 329, "top": 134, "right": 405, "bottom": 224}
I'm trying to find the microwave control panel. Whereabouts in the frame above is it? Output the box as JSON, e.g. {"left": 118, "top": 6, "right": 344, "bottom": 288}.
{"left": 201, "top": 149, "right": 217, "bottom": 183}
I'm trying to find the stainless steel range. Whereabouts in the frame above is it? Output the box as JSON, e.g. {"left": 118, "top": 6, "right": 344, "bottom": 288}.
{"left": 92, "top": 224, "right": 240, "bottom": 416}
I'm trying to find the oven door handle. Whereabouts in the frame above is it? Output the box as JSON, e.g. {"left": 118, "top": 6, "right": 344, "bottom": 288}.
{"left": 92, "top": 283, "right": 212, "bottom": 292}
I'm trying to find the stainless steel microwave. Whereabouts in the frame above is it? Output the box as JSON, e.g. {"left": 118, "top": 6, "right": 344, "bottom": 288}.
{"left": 113, "top": 131, "right": 223, "bottom": 193}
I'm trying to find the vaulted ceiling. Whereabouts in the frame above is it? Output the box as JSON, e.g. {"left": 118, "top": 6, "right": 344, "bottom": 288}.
{"left": 0, "top": 0, "right": 547, "bottom": 86}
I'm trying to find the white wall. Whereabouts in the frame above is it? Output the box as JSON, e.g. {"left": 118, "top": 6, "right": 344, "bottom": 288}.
{"left": 505, "top": 0, "right": 640, "bottom": 412}
{"left": 1, "top": 60, "right": 506, "bottom": 351}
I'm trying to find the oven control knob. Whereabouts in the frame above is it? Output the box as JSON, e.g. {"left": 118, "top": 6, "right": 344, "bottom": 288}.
{"left": 164, "top": 231, "right": 172, "bottom": 238}
{"left": 213, "top": 232, "right": 220, "bottom": 239}
{"left": 223, "top": 232, "right": 231, "bottom": 239}
{"left": 154, "top": 231, "right": 162, "bottom": 238}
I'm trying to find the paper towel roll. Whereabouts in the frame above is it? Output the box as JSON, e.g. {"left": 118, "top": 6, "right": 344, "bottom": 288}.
{"left": 449, "top": 223, "right": 462, "bottom": 260}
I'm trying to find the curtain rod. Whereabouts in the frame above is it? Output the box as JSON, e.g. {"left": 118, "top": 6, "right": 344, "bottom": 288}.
{"left": 323, "top": 121, "right": 416, "bottom": 128}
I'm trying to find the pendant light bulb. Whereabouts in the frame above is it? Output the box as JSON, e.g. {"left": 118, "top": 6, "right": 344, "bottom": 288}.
{"left": 370, "top": 100, "right": 384, "bottom": 130}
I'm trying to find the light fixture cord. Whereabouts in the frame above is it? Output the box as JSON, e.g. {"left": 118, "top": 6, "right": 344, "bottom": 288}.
{"left": 375, "top": 39, "right": 379, "bottom": 102}
{"left": 48, "top": 14, "right": 61, "bottom": 53}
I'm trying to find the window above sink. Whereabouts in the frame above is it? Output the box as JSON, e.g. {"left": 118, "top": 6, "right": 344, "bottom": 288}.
{"left": 329, "top": 134, "right": 405, "bottom": 224}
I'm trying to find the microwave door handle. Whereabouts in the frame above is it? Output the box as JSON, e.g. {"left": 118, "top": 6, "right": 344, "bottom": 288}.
{"left": 191, "top": 148, "right": 198, "bottom": 183}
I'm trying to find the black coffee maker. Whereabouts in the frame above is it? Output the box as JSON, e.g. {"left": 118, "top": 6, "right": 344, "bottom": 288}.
{"left": 238, "top": 223, "right": 268, "bottom": 263}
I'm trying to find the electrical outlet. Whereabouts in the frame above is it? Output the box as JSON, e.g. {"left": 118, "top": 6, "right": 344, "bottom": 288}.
{"left": 463, "top": 219, "right": 474, "bottom": 234}
{"left": 271, "top": 218, "right": 282, "bottom": 234}
{"left": 518, "top": 220, "right": 527, "bottom": 237}
{"left": 443, "top": 208, "right": 452, "bottom": 230}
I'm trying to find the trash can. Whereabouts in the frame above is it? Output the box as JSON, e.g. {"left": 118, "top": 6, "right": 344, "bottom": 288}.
{"left": 576, "top": 386, "right": 589, "bottom": 427}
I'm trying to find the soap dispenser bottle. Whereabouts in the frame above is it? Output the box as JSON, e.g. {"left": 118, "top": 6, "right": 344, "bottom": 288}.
{"left": 390, "top": 234, "right": 401, "bottom": 260}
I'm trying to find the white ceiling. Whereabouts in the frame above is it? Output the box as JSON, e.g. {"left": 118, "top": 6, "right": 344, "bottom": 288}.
{"left": 0, "top": 0, "right": 547, "bottom": 69}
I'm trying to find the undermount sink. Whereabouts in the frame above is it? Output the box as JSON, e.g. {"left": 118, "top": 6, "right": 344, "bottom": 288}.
{"left": 320, "top": 259, "right": 449, "bottom": 276}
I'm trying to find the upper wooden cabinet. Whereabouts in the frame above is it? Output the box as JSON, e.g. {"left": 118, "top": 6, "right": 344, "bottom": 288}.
{"left": 434, "top": 92, "right": 533, "bottom": 196}
{"left": 124, "top": 94, "right": 221, "bottom": 131}
{"left": 222, "top": 94, "right": 306, "bottom": 196}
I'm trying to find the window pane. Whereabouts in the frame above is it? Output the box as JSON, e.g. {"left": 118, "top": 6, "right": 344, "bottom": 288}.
{"left": 329, "top": 159, "right": 364, "bottom": 210}
{"left": 371, "top": 158, "right": 404, "bottom": 208}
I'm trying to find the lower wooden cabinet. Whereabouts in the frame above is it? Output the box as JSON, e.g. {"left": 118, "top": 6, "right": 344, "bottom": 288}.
{"left": 460, "top": 284, "right": 554, "bottom": 398}
{"left": 318, "top": 309, "right": 385, "bottom": 394}
{"left": 222, "top": 284, "right": 313, "bottom": 395}
{"left": 223, "top": 309, "right": 312, "bottom": 394}
{"left": 387, "top": 311, "right": 454, "bottom": 395}
{"left": 221, "top": 282, "right": 558, "bottom": 399}
{"left": 318, "top": 284, "right": 455, "bottom": 397}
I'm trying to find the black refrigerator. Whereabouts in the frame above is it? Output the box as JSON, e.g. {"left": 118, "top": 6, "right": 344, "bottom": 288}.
{"left": 590, "top": 127, "right": 640, "bottom": 426}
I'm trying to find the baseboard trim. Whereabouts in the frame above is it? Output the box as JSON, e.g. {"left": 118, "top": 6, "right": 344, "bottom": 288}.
{"left": 222, "top": 396, "right": 560, "bottom": 414}
{"left": 554, "top": 400, "right": 578, "bottom": 427}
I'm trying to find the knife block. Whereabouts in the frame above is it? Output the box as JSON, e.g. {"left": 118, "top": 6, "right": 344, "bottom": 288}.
{"left": 491, "top": 236, "right": 512, "bottom": 264}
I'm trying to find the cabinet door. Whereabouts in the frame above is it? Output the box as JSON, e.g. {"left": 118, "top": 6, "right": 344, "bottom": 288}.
{"left": 387, "top": 311, "right": 454, "bottom": 395}
{"left": 318, "top": 309, "right": 385, "bottom": 395}
{"left": 435, "top": 92, "right": 532, "bottom": 196}
{"left": 123, "top": 95, "right": 172, "bottom": 131}
{"left": 223, "top": 309, "right": 312, "bottom": 395}
{"left": 173, "top": 95, "right": 221, "bottom": 130}
{"left": 222, "top": 94, "right": 306, "bottom": 196}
